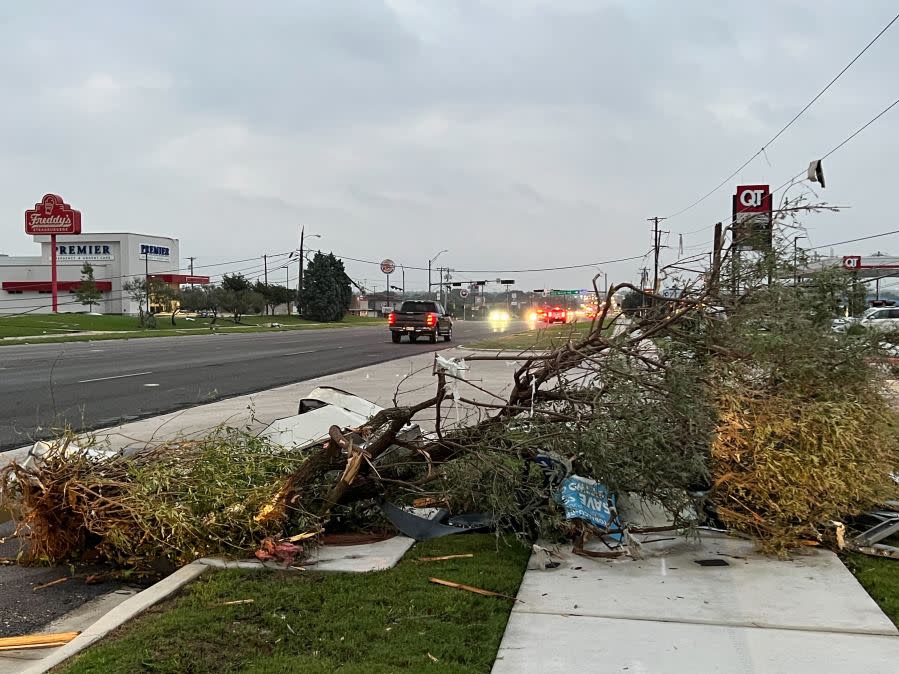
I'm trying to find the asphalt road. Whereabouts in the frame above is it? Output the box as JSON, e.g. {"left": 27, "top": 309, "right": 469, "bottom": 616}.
{"left": 0, "top": 320, "right": 512, "bottom": 451}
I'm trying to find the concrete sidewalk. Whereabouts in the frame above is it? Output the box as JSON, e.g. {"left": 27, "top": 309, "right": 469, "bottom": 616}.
{"left": 493, "top": 532, "right": 899, "bottom": 673}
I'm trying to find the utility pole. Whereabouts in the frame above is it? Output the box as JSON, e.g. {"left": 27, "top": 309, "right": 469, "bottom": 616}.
{"left": 188, "top": 256, "right": 196, "bottom": 277}
{"left": 648, "top": 217, "right": 667, "bottom": 303}
{"left": 299, "top": 226, "right": 305, "bottom": 316}
{"left": 263, "top": 254, "right": 268, "bottom": 286}
{"left": 711, "top": 222, "right": 723, "bottom": 294}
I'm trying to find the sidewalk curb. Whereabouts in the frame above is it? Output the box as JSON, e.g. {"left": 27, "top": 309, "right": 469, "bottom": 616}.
{"left": 20, "top": 562, "right": 208, "bottom": 674}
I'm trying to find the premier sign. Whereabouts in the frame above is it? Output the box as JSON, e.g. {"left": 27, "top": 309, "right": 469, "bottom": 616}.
{"left": 140, "top": 244, "right": 171, "bottom": 261}
{"left": 733, "top": 184, "right": 772, "bottom": 250}
{"left": 57, "top": 244, "right": 113, "bottom": 261}
{"left": 25, "top": 194, "right": 82, "bottom": 235}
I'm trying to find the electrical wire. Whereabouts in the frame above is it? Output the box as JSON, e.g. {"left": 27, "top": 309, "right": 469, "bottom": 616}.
{"left": 663, "top": 10, "right": 899, "bottom": 221}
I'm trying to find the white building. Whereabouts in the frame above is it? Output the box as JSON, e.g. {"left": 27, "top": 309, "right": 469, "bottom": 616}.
{"left": 0, "top": 232, "right": 208, "bottom": 315}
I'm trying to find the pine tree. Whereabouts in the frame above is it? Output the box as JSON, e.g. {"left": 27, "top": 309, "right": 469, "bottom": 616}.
{"left": 299, "top": 252, "right": 352, "bottom": 321}
{"left": 74, "top": 263, "right": 102, "bottom": 312}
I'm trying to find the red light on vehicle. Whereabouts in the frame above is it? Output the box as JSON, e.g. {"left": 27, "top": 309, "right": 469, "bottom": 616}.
{"left": 388, "top": 312, "right": 396, "bottom": 325}
{"left": 425, "top": 312, "right": 437, "bottom": 327}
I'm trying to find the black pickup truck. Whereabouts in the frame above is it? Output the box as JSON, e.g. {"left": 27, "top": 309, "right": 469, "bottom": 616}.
{"left": 388, "top": 301, "right": 453, "bottom": 343}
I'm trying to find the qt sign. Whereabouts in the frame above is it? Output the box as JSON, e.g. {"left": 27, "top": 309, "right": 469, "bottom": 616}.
{"left": 734, "top": 185, "right": 772, "bottom": 213}
{"left": 842, "top": 256, "right": 862, "bottom": 270}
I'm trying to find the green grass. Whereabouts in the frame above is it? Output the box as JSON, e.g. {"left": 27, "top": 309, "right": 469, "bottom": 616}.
{"left": 56, "top": 534, "right": 529, "bottom": 674}
{"left": 844, "top": 552, "right": 899, "bottom": 627}
{"left": 467, "top": 321, "right": 601, "bottom": 350}
{"left": 0, "top": 314, "right": 385, "bottom": 343}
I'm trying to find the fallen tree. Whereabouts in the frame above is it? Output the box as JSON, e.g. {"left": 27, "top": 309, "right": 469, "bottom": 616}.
{"left": 3, "top": 209, "right": 898, "bottom": 568}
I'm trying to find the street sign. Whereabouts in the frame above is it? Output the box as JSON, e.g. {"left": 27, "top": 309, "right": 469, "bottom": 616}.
{"left": 459, "top": 288, "right": 470, "bottom": 298}
{"left": 380, "top": 259, "right": 396, "bottom": 275}
{"left": 551, "top": 289, "right": 580, "bottom": 296}
{"left": 842, "top": 255, "right": 862, "bottom": 270}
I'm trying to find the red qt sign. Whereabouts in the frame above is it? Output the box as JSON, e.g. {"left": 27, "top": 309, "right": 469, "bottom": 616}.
{"left": 25, "top": 194, "right": 82, "bottom": 235}
{"left": 734, "top": 185, "right": 772, "bottom": 214}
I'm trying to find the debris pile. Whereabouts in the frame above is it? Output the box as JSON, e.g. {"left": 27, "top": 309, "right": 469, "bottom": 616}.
{"left": 2, "top": 214, "right": 899, "bottom": 568}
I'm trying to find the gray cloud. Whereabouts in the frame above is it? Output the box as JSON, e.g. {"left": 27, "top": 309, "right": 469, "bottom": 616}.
{"left": 1, "top": 0, "right": 898, "bottom": 290}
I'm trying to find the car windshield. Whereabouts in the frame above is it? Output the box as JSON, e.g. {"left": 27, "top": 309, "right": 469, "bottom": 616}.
{"left": 400, "top": 301, "right": 437, "bottom": 313}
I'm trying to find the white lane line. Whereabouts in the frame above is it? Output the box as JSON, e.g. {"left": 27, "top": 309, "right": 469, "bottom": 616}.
{"left": 283, "top": 350, "right": 318, "bottom": 356}
{"left": 144, "top": 383, "right": 160, "bottom": 387}
{"left": 78, "top": 371, "right": 153, "bottom": 384}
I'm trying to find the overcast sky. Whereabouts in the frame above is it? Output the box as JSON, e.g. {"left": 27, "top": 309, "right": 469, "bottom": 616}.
{"left": 1, "top": 0, "right": 897, "bottom": 292}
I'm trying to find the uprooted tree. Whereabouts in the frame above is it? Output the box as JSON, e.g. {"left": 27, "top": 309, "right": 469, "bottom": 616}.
{"left": 3, "top": 202, "right": 898, "bottom": 569}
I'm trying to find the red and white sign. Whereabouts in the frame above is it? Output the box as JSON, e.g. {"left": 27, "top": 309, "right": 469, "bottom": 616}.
{"left": 734, "top": 185, "right": 772, "bottom": 214}
{"left": 380, "top": 258, "right": 396, "bottom": 275}
{"left": 25, "top": 194, "right": 82, "bottom": 235}
{"left": 842, "top": 255, "right": 862, "bottom": 270}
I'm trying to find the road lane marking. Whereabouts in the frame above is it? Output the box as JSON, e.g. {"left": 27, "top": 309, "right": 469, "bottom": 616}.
{"left": 78, "top": 371, "right": 153, "bottom": 384}
{"left": 144, "top": 383, "right": 160, "bottom": 387}
{"left": 283, "top": 350, "right": 318, "bottom": 356}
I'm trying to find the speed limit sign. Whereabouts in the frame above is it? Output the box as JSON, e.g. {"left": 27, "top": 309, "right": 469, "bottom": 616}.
{"left": 380, "top": 259, "right": 396, "bottom": 275}
{"left": 459, "top": 288, "right": 470, "bottom": 298}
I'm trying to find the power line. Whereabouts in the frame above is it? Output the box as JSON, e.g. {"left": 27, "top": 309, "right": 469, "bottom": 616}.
{"left": 809, "top": 228, "right": 899, "bottom": 251}
{"left": 678, "top": 93, "right": 899, "bottom": 241}
{"left": 664, "top": 10, "right": 899, "bottom": 220}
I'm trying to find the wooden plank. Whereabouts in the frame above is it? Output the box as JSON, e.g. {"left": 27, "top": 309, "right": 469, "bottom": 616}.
{"left": 0, "top": 632, "right": 80, "bottom": 650}
{"left": 428, "top": 577, "right": 515, "bottom": 600}
{"left": 418, "top": 554, "right": 474, "bottom": 562}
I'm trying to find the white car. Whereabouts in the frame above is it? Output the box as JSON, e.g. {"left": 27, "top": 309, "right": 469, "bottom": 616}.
{"left": 835, "top": 306, "right": 899, "bottom": 333}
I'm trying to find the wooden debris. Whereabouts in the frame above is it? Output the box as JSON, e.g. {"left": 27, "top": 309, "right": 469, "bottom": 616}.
{"left": 427, "top": 652, "right": 439, "bottom": 662}
{"left": 428, "top": 577, "right": 515, "bottom": 600}
{"left": 0, "top": 631, "right": 80, "bottom": 651}
{"left": 213, "top": 599, "right": 255, "bottom": 607}
{"left": 418, "top": 554, "right": 474, "bottom": 562}
{"left": 413, "top": 497, "right": 448, "bottom": 508}
{"left": 32, "top": 577, "right": 68, "bottom": 591}
{"left": 288, "top": 529, "right": 323, "bottom": 543}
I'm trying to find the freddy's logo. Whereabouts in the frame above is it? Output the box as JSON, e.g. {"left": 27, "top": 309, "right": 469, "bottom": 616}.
{"left": 25, "top": 193, "right": 82, "bottom": 235}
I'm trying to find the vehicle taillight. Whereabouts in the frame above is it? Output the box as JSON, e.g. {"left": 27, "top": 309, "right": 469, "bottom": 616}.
{"left": 425, "top": 312, "right": 437, "bottom": 327}
{"left": 388, "top": 312, "right": 396, "bottom": 325}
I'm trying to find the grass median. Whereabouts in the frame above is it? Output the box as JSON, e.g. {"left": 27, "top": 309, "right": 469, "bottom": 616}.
{"left": 845, "top": 550, "right": 899, "bottom": 628}
{"left": 56, "top": 534, "right": 529, "bottom": 674}
{"left": 0, "top": 314, "right": 384, "bottom": 344}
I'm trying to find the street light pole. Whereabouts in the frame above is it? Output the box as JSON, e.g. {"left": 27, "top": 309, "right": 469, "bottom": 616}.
{"left": 428, "top": 249, "right": 448, "bottom": 299}
{"left": 298, "top": 227, "right": 322, "bottom": 316}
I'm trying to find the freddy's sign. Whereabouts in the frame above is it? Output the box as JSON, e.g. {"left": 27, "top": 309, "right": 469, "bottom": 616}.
{"left": 25, "top": 194, "right": 82, "bottom": 235}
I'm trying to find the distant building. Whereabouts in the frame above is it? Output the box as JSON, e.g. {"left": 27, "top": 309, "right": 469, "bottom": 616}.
{"left": 350, "top": 292, "right": 404, "bottom": 317}
{"left": 0, "top": 232, "right": 208, "bottom": 314}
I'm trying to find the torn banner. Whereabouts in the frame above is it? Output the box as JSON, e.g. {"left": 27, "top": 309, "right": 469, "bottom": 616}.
{"left": 559, "top": 476, "right": 618, "bottom": 530}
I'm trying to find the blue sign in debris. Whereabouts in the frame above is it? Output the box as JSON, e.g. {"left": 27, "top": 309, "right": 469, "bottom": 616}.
{"left": 559, "top": 476, "right": 617, "bottom": 530}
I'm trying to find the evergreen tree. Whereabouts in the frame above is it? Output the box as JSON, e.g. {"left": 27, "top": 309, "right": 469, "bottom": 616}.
{"left": 299, "top": 252, "right": 352, "bottom": 321}
{"left": 74, "top": 263, "right": 102, "bottom": 312}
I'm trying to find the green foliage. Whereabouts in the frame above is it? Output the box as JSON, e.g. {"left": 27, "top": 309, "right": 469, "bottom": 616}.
{"left": 0, "top": 428, "right": 313, "bottom": 569}
{"left": 221, "top": 273, "right": 251, "bottom": 293}
{"left": 707, "top": 279, "right": 899, "bottom": 551}
{"left": 73, "top": 263, "right": 102, "bottom": 311}
{"left": 56, "top": 534, "right": 529, "bottom": 674}
{"left": 619, "top": 289, "right": 645, "bottom": 311}
{"left": 299, "top": 252, "right": 352, "bottom": 321}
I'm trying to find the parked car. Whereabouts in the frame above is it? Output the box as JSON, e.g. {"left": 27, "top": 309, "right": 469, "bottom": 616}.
{"left": 833, "top": 306, "right": 899, "bottom": 333}
{"left": 388, "top": 301, "right": 453, "bottom": 343}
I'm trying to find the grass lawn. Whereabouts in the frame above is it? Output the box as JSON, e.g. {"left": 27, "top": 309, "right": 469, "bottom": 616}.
{"left": 466, "top": 320, "right": 603, "bottom": 350}
{"left": 844, "top": 552, "right": 899, "bottom": 627}
{"left": 56, "top": 534, "right": 530, "bottom": 674}
{"left": 0, "top": 313, "right": 384, "bottom": 343}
